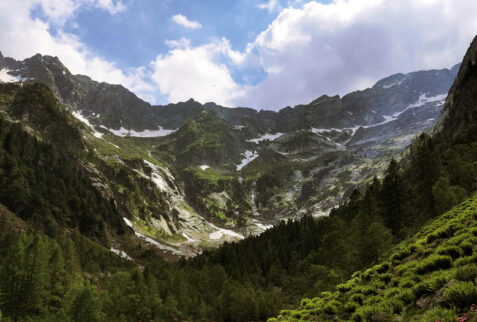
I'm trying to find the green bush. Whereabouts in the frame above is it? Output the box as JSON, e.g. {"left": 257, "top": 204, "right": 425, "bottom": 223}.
{"left": 454, "top": 253, "right": 477, "bottom": 267}
{"left": 455, "top": 265, "right": 477, "bottom": 282}
{"left": 383, "top": 298, "right": 404, "bottom": 314}
{"left": 460, "top": 241, "right": 474, "bottom": 256}
{"left": 390, "top": 248, "right": 411, "bottom": 262}
{"left": 437, "top": 246, "right": 462, "bottom": 259}
{"left": 377, "top": 273, "right": 393, "bottom": 284}
{"left": 395, "top": 288, "right": 415, "bottom": 305}
{"left": 426, "top": 226, "right": 455, "bottom": 244}
{"left": 445, "top": 281, "right": 477, "bottom": 308}
{"left": 344, "top": 301, "right": 359, "bottom": 314}
{"left": 362, "top": 285, "right": 378, "bottom": 296}
{"left": 375, "top": 262, "right": 391, "bottom": 274}
{"left": 323, "top": 299, "right": 342, "bottom": 314}
{"left": 337, "top": 278, "right": 359, "bottom": 293}
{"left": 350, "top": 293, "right": 364, "bottom": 305}
{"left": 415, "top": 255, "right": 452, "bottom": 275}
{"left": 351, "top": 305, "right": 378, "bottom": 322}
{"left": 417, "top": 306, "right": 457, "bottom": 322}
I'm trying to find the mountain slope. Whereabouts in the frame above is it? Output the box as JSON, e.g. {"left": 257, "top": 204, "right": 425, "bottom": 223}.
{"left": 272, "top": 193, "right": 477, "bottom": 321}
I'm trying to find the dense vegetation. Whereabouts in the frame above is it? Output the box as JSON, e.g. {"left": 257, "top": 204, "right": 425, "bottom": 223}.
{"left": 272, "top": 193, "right": 477, "bottom": 321}
{"left": 0, "top": 112, "right": 123, "bottom": 240}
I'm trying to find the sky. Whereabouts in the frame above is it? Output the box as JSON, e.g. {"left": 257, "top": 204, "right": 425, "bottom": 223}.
{"left": 1, "top": 0, "right": 477, "bottom": 110}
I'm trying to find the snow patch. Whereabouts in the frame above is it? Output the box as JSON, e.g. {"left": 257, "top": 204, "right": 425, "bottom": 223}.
{"left": 143, "top": 160, "right": 171, "bottom": 193}
{"left": 247, "top": 132, "right": 283, "bottom": 144}
{"left": 102, "top": 126, "right": 177, "bottom": 137}
{"left": 256, "top": 223, "right": 273, "bottom": 231}
{"left": 312, "top": 126, "right": 360, "bottom": 136}
{"left": 391, "top": 93, "right": 447, "bottom": 119}
{"left": 237, "top": 150, "right": 259, "bottom": 171}
{"left": 135, "top": 232, "right": 183, "bottom": 255}
{"left": 382, "top": 80, "right": 403, "bottom": 89}
{"left": 209, "top": 227, "right": 244, "bottom": 240}
{"left": 182, "top": 233, "right": 196, "bottom": 243}
{"left": 0, "top": 69, "right": 20, "bottom": 82}
{"left": 123, "top": 217, "right": 133, "bottom": 228}
{"left": 72, "top": 110, "right": 103, "bottom": 138}
{"left": 110, "top": 247, "right": 132, "bottom": 261}
{"left": 199, "top": 165, "right": 210, "bottom": 170}
{"left": 0, "top": 68, "right": 30, "bottom": 83}
{"left": 233, "top": 125, "right": 246, "bottom": 130}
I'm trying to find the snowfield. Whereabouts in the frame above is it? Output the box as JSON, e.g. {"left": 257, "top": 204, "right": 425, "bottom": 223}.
{"left": 237, "top": 151, "right": 259, "bottom": 171}
{"left": 101, "top": 126, "right": 177, "bottom": 137}
{"left": 247, "top": 132, "right": 283, "bottom": 144}
{"left": 0, "top": 68, "right": 30, "bottom": 83}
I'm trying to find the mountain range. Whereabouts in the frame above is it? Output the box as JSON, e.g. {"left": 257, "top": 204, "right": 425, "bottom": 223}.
{"left": 0, "top": 50, "right": 460, "bottom": 257}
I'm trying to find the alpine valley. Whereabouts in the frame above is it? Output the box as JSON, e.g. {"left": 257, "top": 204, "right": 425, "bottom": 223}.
{"left": 0, "top": 34, "right": 476, "bottom": 321}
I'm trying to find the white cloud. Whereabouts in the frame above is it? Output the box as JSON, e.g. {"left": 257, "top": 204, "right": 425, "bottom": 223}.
{"left": 257, "top": 0, "right": 281, "bottom": 13}
{"left": 151, "top": 0, "right": 477, "bottom": 110}
{"left": 150, "top": 38, "right": 246, "bottom": 106}
{"left": 0, "top": 0, "right": 152, "bottom": 101}
{"left": 171, "top": 14, "right": 202, "bottom": 29}
{"left": 93, "top": 0, "right": 125, "bottom": 14}
{"left": 232, "top": 0, "right": 477, "bottom": 109}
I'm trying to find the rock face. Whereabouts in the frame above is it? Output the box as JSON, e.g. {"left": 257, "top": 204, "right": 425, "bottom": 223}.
{"left": 0, "top": 51, "right": 460, "bottom": 256}
{"left": 434, "top": 35, "right": 477, "bottom": 141}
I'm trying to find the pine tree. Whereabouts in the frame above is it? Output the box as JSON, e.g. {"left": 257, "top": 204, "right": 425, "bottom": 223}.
{"left": 381, "top": 159, "right": 404, "bottom": 234}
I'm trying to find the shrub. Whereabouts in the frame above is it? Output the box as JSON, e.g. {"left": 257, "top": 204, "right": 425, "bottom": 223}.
{"left": 382, "top": 298, "right": 404, "bottom": 314}
{"left": 351, "top": 306, "right": 378, "bottom": 322}
{"left": 470, "top": 227, "right": 477, "bottom": 237}
{"left": 390, "top": 248, "right": 411, "bottom": 262}
{"left": 351, "top": 271, "right": 362, "bottom": 279}
{"left": 300, "top": 298, "right": 313, "bottom": 309}
{"left": 427, "top": 226, "right": 455, "bottom": 244}
{"left": 445, "top": 281, "right": 477, "bottom": 308}
{"left": 455, "top": 254, "right": 477, "bottom": 267}
{"left": 362, "top": 268, "right": 375, "bottom": 281}
{"left": 375, "top": 262, "right": 391, "bottom": 274}
{"left": 362, "top": 285, "right": 378, "bottom": 296}
{"left": 396, "top": 260, "right": 419, "bottom": 276}
{"left": 395, "top": 288, "right": 415, "bottom": 305}
{"left": 437, "top": 246, "right": 462, "bottom": 259}
{"left": 413, "top": 282, "right": 435, "bottom": 298}
{"left": 455, "top": 265, "right": 477, "bottom": 282}
{"left": 415, "top": 255, "right": 452, "bottom": 275}
{"left": 323, "top": 299, "right": 342, "bottom": 314}
{"left": 377, "top": 273, "right": 393, "bottom": 284}
{"left": 418, "top": 306, "right": 458, "bottom": 322}
{"left": 344, "top": 301, "right": 358, "bottom": 314}
{"left": 350, "top": 293, "right": 364, "bottom": 305}
{"left": 337, "top": 278, "right": 359, "bottom": 293}
{"left": 460, "top": 241, "right": 474, "bottom": 256}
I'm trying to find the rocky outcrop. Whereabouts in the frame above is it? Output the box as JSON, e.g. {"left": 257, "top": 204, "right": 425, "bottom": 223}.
{"left": 434, "top": 36, "right": 477, "bottom": 141}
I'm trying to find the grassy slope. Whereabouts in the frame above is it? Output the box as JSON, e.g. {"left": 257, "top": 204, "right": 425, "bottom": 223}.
{"left": 272, "top": 193, "right": 477, "bottom": 321}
